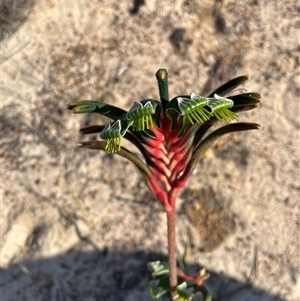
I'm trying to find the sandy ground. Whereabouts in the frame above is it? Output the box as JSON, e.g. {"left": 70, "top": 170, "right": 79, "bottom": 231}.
{"left": 1, "top": 0, "right": 299, "bottom": 300}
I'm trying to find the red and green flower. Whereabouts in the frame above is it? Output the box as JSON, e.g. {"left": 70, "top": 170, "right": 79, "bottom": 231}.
{"left": 67, "top": 69, "right": 261, "bottom": 300}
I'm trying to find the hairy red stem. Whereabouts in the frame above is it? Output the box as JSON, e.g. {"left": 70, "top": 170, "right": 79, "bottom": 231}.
{"left": 166, "top": 207, "right": 177, "bottom": 299}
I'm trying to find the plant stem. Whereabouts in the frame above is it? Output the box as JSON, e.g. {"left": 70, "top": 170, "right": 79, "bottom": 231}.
{"left": 166, "top": 208, "right": 177, "bottom": 300}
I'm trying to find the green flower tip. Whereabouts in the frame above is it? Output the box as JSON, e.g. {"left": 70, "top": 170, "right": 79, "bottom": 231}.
{"left": 126, "top": 100, "right": 156, "bottom": 131}
{"left": 99, "top": 120, "right": 122, "bottom": 153}
{"left": 208, "top": 94, "right": 238, "bottom": 122}
{"left": 177, "top": 93, "right": 212, "bottom": 125}
{"left": 67, "top": 101, "right": 100, "bottom": 114}
{"left": 156, "top": 69, "right": 168, "bottom": 81}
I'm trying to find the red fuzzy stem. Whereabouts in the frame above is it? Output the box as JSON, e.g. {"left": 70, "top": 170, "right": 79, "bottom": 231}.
{"left": 166, "top": 208, "right": 177, "bottom": 299}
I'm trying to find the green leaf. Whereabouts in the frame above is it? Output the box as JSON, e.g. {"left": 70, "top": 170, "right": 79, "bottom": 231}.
{"left": 175, "top": 279, "right": 212, "bottom": 301}
{"left": 176, "top": 282, "right": 194, "bottom": 301}
{"left": 149, "top": 276, "right": 170, "bottom": 299}
{"left": 179, "top": 123, "right": 262, "bottom": 180}
{"left": 197, "top": 285, "right": 212, "bottom": 301}
{"left": 208, "top": 75, "right": 249, "bottom": 97}
{"left": 147, "top": 261, "right": 170, "bottom": 277}
{"left": 67, "top": 101, "right": 126, "bottom": 121}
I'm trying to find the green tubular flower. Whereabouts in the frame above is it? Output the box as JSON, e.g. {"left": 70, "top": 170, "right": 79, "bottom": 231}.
{"left": 208, "top": 94, "right": 238, "bottom": 122}
{"left": 166, "top": 93, "right": 212, "bottom": 136}
{"left": 126, "top": 99, "right": 160, "bottom": 131}
{"left": 100, "top": 121, "right": 122, "bottom": 153}
{"left": 99, "top": 118, "right": 133, "bottom": 153}
{"left": 178, "top": 93, "right": 212, "bottom": 125}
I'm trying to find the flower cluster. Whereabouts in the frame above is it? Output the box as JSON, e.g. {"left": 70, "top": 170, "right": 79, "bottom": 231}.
{"left": 67, "top": 69, "right": 261, "bottom": 300}
{"left": 67, "top": 69, "right": 261, "bottom": 209}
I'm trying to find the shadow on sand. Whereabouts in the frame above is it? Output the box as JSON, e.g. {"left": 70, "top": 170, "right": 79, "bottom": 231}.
{"left": 2, "top": 247, "right": 287, "bottom": 301}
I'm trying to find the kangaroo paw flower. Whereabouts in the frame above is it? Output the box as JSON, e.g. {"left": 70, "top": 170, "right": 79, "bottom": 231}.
{"left": 126, "top": 99, "right": 160, "bottom": 131}
{"left": 208, "top": 94, "right": 238, "bottom": 122}
{"left": 99, "top": 118, "right": 133, "bottom": 153}
{"left": 178, "top": 93, "right": 212, "bottom": 125}
{"left": 68, "top": 68, "right": 262, "bottom": 301}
